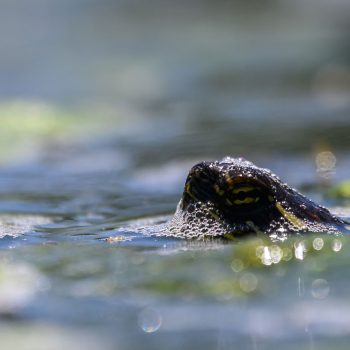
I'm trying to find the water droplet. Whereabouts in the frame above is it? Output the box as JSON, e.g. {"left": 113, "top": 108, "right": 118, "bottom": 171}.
{"left": 332, "top": 238, "right": 342, "bottom": 252}
{"left": 138, "top": 307, "right": 162, "bottom": 333}
{"left": 239, "top": 273, "right": 258, "bottom": 293}
{"left": 312, "top": 237, "right": 324, "bottom": 251}
{"left": 311, "top": 279, "right": 330, "bottom": 299}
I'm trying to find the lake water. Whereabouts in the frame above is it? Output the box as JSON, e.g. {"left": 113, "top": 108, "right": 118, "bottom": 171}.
{"left": 1, "top": 1, "right": 350, "bottom": 349}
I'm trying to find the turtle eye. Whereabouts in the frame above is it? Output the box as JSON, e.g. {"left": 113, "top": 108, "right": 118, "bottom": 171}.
{"left": 221, "top": 183, "right": 266, "bottom": 210}
{"left": 228, "top": 185, "right": 262, "bottom": 206}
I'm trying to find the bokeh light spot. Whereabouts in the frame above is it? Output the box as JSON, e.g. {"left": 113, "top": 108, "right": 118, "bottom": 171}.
{"left": 231, "top": 259, "right": 244, "bottom": 272}
{"left": 332, "top": 238, "right": 342, "bottom": 252}
{"left": 239, "top": 273, "right": 258, "bottom": 293}
{"left": 294, "top": 241, "right": 307, "bottom": 260}
{"left": 312, "top": 237, "right": 324, "bottom": 251}
{"left": 311, "top": 279, "right": 330, "bottom": 299}
{"left": 138, "top": 307, "right": 162, "bottom": 333}
{"left": 315, "top": 151, "right": 336, "bottom": 179}
{"left": 256, "top": 245, "right": 283, "bottom": 265}
{"left": 282, "top": 247, "right": 293, "bottom": 261}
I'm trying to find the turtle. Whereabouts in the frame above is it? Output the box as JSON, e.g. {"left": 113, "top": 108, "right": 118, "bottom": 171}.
{"left": 164, "top": 157, "right": 347, "bottom": 240}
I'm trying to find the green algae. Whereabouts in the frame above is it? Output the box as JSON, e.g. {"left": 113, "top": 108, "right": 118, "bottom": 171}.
{"left": 327, "top": 181, "right": 350, "bottom": 200}
{"left": 0, "top": 101, "right": 122, "bottom": 165}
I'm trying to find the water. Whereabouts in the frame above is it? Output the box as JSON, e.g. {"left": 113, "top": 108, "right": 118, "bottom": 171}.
{"left": 1, "top": 1, "right": 350, "bottom": 349}
{"left": 1, "top": 130, "right": 350, "bottom": 350}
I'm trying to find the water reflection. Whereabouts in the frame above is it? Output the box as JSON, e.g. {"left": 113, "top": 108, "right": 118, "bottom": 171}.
{"left": 0, "top": 231, "right": 347, "bottom": 350}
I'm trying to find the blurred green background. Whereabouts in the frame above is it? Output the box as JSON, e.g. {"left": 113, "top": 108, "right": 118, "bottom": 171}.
{"left": 1, "top": 0, "right": 349, "bottom": 169}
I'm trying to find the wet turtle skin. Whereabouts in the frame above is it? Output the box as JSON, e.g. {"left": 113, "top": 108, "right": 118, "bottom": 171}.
{"left": 165, "top": 157, "right": 347, "bottom": 240}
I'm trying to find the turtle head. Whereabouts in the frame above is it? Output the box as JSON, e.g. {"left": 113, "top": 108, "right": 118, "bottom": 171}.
{"left": 173, "top": 156, "right": 344, "bottom": 239}
{"left": 182, "top": 157, "right": 276, "bottom": 220}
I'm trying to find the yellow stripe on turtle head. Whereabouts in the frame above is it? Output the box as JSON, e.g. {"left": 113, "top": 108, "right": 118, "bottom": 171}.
{"left": 213, "top": 184, "right": 225, "bottom": 196}
{"left": 224, "top": 174, "right": 235, "bottom": 186}
{"left": 226, "top": 199, "right": 233, "bottom": 205}
{"left": 232, "top": 186, "right": 257, "bottom": 194}
{"left": 185, "top": 183, "right": 197, "bottom": 200}
{"left": 275, "top": 202, "right": 306, "bottom": 230}
{"left": 234, "top": 197, "right": 260, "bottom": 205}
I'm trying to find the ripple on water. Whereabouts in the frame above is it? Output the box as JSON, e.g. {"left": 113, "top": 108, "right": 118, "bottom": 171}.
{"left": 0, "top": 214, "right": 53, "bottom": 238}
